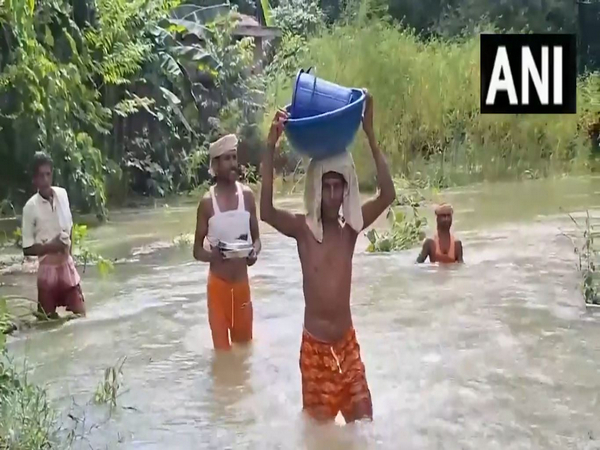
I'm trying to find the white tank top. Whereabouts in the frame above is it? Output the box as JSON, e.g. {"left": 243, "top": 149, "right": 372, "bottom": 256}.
{"left": 205, "top": 182, "right": 252, "bottom": 249}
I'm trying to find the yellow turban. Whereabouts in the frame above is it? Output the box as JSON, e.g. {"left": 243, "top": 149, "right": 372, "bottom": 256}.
{"left": 208, "top": 134, "right": 238, "bottom": 175}
{"left": 435, "top": 203, "right": 453, "bottom": 216}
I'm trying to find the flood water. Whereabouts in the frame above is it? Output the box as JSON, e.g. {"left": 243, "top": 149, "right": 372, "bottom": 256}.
{"left": 3, "top": 176, "right": 600, "bottom": 449}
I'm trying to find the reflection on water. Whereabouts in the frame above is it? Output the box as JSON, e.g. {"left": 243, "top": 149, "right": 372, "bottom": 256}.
{"left": 209, "top": 347, "right": 254, "bottom": 424}
{"left": 2, "top": 176, "right": 600, "bottom": 449}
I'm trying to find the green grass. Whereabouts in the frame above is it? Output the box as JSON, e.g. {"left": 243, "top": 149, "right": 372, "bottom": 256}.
{"left": 0, "top": 331, "right": 60, "bottom": 450}
{"left": 565, "top": 211, "right": 600, "bottom": 305}
{"left": 264, "top": 21, "right": 600, "bottom": 186}
{"left": 1, "top": 310, "right": 130, "bottom": 449}
{"left": 94, "top": 357, "right": 127, "bottom": 409}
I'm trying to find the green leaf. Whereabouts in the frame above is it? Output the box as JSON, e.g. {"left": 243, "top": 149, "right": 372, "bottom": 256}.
{"left": 159, "top": 53, "right": 183, "bottom": 77}
{"left": 114, "top": 96, "right": 156, "bottom": 117}
{"left": 148, "top": 25, "right": 179, "bottom": 48}
{"left": 97, "top": 258, "right": 114, "bottom": 277}
{"left": 260, "top": 0, "right": 273, "bottom": 26}
{"left": 164, "top": 19, "right": 209, "bottom": 40}
{"left": 170, "top": 46, "right": 215, "bottom": 64}
{"left": 159, "top": 87, "right": 181, "bottom": 105}
{"left": 170, "top": 4, "right": 230, "bottom": 24}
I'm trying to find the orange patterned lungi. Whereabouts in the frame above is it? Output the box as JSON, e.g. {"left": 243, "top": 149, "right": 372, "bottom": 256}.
{"left": 207, "top": 272, "right": 253, "bottom": 351}
{"left": 299, "top": 327, "right": 373, "bottom": 422}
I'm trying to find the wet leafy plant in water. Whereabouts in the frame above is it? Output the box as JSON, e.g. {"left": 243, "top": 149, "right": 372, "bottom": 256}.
{"left": 366, "top": 206, "right": 427, "bottom": 252}
{"left": 393, "top": 186, "right": 426, "bottom": 208}
{"left": 0, "top": 348, "right": 60, "bottom": 449}
{"left": 72, "top": 224, "right": 115, "bottom": 277}
{"left": 0, "top": 301, "right": 128, "bottom": 447}
{"left": 94, "top": 357, "right": 127, "bottom": 409}
{"left": 567, "top": 211, "right": 600, "bottom": 305}
{"left": 0, "top": 296, "right": 47, "bottom": 336}
{"left": 0, "top": 297, "right": 17, "bottom": 337}
{"left": 390, "top": 175, "right": 439, "bottom": 207}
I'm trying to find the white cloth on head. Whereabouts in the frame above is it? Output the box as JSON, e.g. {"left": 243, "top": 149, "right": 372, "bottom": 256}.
{"left": 304, "top": 152, "right": 363, "bottom": 243}
{"left": 208, "top": 134, "right": 238, "bottom": 176}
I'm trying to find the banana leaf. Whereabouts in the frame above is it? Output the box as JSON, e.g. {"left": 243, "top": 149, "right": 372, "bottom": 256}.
{"left": 169, "top": 4, "right": 230, "bottom": 24}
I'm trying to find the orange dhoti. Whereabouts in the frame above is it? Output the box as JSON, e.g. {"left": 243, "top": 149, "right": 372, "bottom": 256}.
{"left": 207, "top": 272, "right": 253, "bottom": 351}
{"left": 299, "top": 327, "right": 373, "bottom": 422}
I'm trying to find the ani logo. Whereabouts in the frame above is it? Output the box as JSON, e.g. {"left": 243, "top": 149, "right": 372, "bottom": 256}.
{"left": 480, "top": 34, "right": 577, "bottom": 114}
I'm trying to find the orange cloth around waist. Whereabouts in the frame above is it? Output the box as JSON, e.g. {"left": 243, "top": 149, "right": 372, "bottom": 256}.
{"left": 432, "top": 234, "right": 456, "bottom": 263}
{"left": 299, "top": 327, "right": 372, "bottom": 421}
{"left": 206, "top": 272, "right": 252, "bottom": 350}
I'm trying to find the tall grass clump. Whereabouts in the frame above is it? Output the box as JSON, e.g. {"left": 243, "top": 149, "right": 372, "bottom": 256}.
{"left": 1, "top": 300, "right": 61, "bottom": 448}
{"left": 0, "top": 345, "right": 61, "bottom": 449}
{"left": 264, "top": 20, "right": 600, "bottom": 188}
{"left": 565, "top": 211, "right": 600, "bottom": 305}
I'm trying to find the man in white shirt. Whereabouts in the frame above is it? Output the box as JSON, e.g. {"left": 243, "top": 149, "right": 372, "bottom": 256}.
{"left": 21, "top": 152, "right": 86, "bottom": 318}
{"left": 192, "top": 134, "right": 261, "bottom": 351}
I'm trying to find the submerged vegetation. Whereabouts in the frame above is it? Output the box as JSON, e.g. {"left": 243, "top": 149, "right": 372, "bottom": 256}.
{"left": 366, "top": 178, "right": 430, "bottom": 252}
{"left": 94, "top": 357, "right": 127, "bottom": 409}
{"left": 1, "top": 325, "right": 131, "bottom": 449}
{"left": 71, "top": 224, "right": 114, "bottom": 276}
{"left": 366, "top": 206, "right": 427, "bottom": 253}
{"left": 566, "top": 212, "right": 600, "bottom": 306}
{"left": 0, "top": 352, "right": 60, "bottom": 449}
{"left": 1, "top": 305, "right": 61, "bottom": 449}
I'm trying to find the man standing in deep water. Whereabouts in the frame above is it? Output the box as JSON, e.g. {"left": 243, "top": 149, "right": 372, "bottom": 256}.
{"left": 193, "top": 134, "right": 261, "bottom": 351}
{"left": 260, "top": 92, "right": 396, "bottom": 423}
{"left": 417, "top": 203, "right": 463, "bottom": 263}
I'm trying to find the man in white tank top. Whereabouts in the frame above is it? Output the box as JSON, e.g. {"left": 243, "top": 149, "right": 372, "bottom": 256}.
{"left": 193, "top": 134, "right": 261, "bottom": 351}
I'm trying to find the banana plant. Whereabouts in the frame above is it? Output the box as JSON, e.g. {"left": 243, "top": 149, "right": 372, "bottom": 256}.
{"left": 148, "top": 3, "right": 231, "bottom": 105}
{"left": 259, "top": 0, "right": 272, "bottom": 26}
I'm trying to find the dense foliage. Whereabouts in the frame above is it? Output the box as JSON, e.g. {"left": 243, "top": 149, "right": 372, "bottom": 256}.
{"left": 0, "top": 0, "right": 264, "bottom": 218}
{"left": 1, "top": 0, "right": 598, "bottom": 212}
{"left": 318, "top": 0, "right": 577, "bottom": 35}
{"left": 264, "top": 1, "right": 600, "bottom": 188}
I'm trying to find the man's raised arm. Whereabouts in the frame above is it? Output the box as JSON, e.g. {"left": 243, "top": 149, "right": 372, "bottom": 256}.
{"left": 260, "top": 110, "right": 303, "bottom": 239}
{"left": 360, "top": 92, "right": 396, "bottom": 230}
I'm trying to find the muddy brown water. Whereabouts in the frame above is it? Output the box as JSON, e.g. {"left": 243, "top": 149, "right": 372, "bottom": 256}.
{"left": 2, "top": 177, "right": 600, "bottom": 449}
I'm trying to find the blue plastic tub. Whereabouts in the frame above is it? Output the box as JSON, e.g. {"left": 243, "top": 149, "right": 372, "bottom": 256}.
{"left": 284, "top": 88, "right": 366, "bottom": 161}
{"left": 290, "top": 68, "right": 354, "bottom": 119}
